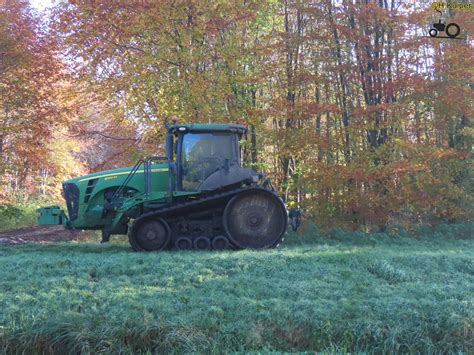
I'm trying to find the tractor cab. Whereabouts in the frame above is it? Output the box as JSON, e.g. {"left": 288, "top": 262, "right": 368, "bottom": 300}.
{"left": 166, "top": 124, "right": 256, "bottom": 192}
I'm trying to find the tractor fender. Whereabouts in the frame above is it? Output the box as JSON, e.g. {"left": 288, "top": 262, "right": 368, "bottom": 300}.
{"left": 198, "top": 166, "right": 258, "bottom": 191}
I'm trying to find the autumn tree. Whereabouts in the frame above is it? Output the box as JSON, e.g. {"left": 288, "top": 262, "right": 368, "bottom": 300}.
{"left": 0, "top": 1, "right": 90, "bottom": 200}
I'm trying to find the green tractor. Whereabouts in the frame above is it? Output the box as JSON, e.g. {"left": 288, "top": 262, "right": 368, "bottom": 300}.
{"left": 38, "top": 123, "right": 291, "bottom": 251}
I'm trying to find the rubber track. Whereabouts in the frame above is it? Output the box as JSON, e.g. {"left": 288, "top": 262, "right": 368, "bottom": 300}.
{"left": 130, "top": 186, "right": 247, "bottom": 233}
{"left": 130, "top": 186, "right": 287, "bottom": 248}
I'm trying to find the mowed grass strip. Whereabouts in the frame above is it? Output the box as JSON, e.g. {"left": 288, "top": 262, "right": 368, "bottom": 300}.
{"left": 0, "top": 224, "right": 473, "bottom": 353}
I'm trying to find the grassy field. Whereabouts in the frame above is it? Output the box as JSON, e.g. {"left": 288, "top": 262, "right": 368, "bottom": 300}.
{"left": 0, "top": 223, "right": 473, "bottom": 353}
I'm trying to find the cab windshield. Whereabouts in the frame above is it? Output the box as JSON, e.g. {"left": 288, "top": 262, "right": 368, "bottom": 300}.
{"left": 181, "top": 132, "right": 235, "bottom": 191}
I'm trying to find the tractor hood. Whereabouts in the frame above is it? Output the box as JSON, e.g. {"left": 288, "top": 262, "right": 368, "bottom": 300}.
{"left": 64, "top": 164, "right": 168, "bottom": 185}
{"left": 61, "top": 163, "right": 169, "bottom": 225}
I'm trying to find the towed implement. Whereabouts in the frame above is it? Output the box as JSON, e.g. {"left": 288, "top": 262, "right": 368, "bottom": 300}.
{"left": 38, "top": 123, "right": 291, "bottom": 251}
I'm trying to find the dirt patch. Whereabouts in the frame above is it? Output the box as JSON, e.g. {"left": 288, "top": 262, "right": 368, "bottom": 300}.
{"left": 0, "top": 225, "right": 91, "bottom": 245}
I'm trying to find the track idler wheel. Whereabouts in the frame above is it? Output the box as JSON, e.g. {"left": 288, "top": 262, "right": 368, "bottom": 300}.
{"left": 175, "top": 237, "right": 193, "bottom": 250}
{"left": 130, "top": 218, "right": 170, "bottom": 252}
{"left": 212, "top": 235, "right": 230, "bottom": 250}
{"left": 223, "top": 188, "right": 288, "bottom": 249}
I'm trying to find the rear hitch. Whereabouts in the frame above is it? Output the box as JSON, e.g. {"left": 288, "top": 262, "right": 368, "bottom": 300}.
{"left": 288, "top": 208, "right": 301, "bottom": 231}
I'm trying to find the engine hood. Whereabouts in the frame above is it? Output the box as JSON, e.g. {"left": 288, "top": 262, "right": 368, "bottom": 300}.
{"left": 64, "top": 163, "right": 169, "bottom": 185}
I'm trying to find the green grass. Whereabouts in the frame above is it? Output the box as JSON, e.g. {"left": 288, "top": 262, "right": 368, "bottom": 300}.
{"left": 0, "top": 223, "right": 473, "bottom": 353}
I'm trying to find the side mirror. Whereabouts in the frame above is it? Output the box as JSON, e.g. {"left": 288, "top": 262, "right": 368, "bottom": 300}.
{"left": 165, "top": 133, "right": 173, "bottom": 161}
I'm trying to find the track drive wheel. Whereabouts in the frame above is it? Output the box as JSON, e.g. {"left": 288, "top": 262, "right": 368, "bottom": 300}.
{"left": 129, "top": 218, "right": 170, "bottom": 252}
{"left": 223, "top": 189, "right": 288, "bottom": 249}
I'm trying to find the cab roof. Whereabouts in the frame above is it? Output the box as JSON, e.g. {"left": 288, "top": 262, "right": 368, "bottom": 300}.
{"left": 168, "top": 123, "right": 247, "bottom": 134}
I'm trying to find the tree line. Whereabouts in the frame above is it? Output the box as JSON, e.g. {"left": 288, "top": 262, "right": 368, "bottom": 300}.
{"left": 1, "top": 0, "right": 472, "bottom": 230}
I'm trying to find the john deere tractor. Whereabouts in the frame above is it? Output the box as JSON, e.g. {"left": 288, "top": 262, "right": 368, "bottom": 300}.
{"left": 38, "top": 123, "right": 289, "bottom": 251}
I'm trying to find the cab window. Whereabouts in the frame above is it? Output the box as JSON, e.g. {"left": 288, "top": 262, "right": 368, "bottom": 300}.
{"left": 181, "top": 133, "right": 235, "bottom": 190}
